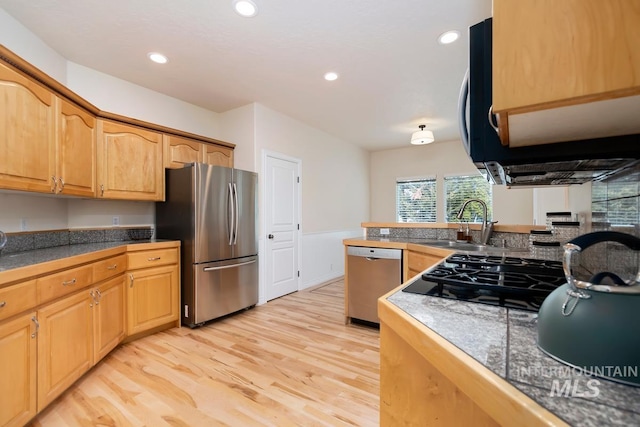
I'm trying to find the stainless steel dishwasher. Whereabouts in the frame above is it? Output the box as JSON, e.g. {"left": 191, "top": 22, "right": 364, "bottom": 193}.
{"left": 347, "top": 246, "right": 402, "bottom": 324}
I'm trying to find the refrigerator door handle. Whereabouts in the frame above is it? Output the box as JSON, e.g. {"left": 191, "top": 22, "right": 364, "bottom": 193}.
{"left": 228, "top": 182, "right": 235, "bottom": 245}
{"left": 233, "top": 182, "right": 239, "bottom": 245}
{"left": 203, "top": 259, "right": 257, "bottom": 271}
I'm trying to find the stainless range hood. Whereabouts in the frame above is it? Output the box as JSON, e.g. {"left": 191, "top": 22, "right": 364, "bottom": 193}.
{"left": 485, "top": 158, "right": 640, "bottom": 187}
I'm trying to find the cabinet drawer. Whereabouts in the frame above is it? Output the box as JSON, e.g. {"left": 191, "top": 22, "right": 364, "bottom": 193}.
{"left": 93, "top": 254, "right": 127, "bottom": 283}
{"left": 37, "top": 265, "right": 93, "bottom": 304}
{"left": 0, "top": 280, "right": 37, "bottom": 321}
{"left": 127, "top": 248, "right": 178, "bottom": 270}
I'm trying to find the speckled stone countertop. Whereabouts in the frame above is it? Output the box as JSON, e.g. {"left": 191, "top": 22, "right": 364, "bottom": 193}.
{"left": 387, "top": 285, "right": 640, "bottom": 426}
{"left": 0, "top": 240, "right": 169, "bottom": 273}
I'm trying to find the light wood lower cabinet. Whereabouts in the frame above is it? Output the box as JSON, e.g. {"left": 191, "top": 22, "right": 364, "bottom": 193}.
{"left": 404, "top": 245, "right": 452, "bottom": 281}
{"left": 0, "top": 312, "right": 37, "bottom": 427}
{"left": 37, "top": 290, "right": 93, "bottom": 411}
{"left": 127, "top": 264, "right": 179, "bottom": 336}
{"left": 92, "top": 275, "right": 126, "bottom": 363}
{"left": 0, "top": 243, "right": 179, "bottom": 427}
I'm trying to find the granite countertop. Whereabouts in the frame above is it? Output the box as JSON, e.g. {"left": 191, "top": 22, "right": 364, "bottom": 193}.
{"left": 0, "top": 239, "right": 173, "bottom": 273}
{"left": 387, "top": 284, "right": 640, "bottom": 426}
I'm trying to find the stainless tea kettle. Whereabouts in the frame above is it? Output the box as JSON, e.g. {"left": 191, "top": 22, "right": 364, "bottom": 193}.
{"left": 537, "top": 231, "right": 640, "bottom": 387}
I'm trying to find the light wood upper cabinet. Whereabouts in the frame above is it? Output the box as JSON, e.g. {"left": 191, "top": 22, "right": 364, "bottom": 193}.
{"left": 57, "top": 99, "right": 96, "bottom": 197}
{"left": 164, "top": 134, "right": 234, "bottom": 169}
{"left": 202, "top": 143, "right": 233, "bottom": 167}
{"left": 0, "top": 312, "right": 37, "bottom": 427}
{"left": 0, "top": 62, "right": 56, "bottom": 193}
{"left": 163, "top": 134, "right": 202, "bottom": 169}
{"left": 96, "top": 120, "right": 164, "bottom": 201}
{"left": 492, "top": 0, "right": 640, "bottom": 146}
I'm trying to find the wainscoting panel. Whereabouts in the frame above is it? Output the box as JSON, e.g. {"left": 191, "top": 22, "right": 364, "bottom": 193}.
{"left": 300, "top": 229, "right": 362, "bottom": 290}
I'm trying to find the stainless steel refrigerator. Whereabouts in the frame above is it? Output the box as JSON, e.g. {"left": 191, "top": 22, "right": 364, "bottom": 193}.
{"left": 155, "top": 163, "right": 258, "bottom": 327}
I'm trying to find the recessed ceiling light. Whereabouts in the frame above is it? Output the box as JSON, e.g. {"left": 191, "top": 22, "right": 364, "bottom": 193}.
{"left": 324, "top": 72, "right": 339, "bottom": 81}
{"left": 233, "top": 0, "right": 258, "bottom": 17}
{"left": 438, "top": 30, "right": 460, "bottom": 45}
{"left": 148, "top": 52, "right": 168, "bottom": 64}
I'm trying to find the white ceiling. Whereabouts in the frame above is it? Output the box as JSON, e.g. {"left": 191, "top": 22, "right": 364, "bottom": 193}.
{"left": 0, "top": 0, "right": 492, "bottom": 151}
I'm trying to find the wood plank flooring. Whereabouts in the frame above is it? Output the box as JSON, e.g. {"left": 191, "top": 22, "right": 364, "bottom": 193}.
{"left": 28, "top": 278, "right": 380, "bottom": 427}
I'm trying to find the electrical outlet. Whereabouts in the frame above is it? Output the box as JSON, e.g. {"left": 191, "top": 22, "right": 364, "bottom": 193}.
{"left": 380, "top": 228, "right": 390, "bottom": 235}
{"left": 20, "top": 218, "right": 28, "bottom": 231}
{"left": 112, "top": 216, "right": 120, "bottom": 226}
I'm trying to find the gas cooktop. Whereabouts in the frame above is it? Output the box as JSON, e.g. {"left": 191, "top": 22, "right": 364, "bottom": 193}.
{"left": 402, "top": 254, "right": 566, "bottom": 311}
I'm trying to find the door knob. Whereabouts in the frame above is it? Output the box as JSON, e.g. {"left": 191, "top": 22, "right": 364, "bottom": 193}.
{"left": 268, "top": 234, "right": 274, "bottom": 239}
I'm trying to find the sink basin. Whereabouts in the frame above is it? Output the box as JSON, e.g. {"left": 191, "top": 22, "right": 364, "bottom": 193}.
{"left": 417, "top": 239, "right": 530, "bottom": 254}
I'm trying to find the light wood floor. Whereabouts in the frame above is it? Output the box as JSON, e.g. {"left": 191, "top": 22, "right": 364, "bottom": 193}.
{"left": 29, "top": 278, "right": 380, "bottom": 427}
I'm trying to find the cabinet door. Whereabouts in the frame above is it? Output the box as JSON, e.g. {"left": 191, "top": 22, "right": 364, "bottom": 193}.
{"left": 0, "top": 62, "right": 56, "bottom": 194}
{"left": 57, "top": 98, "right": 96, "bottom": 197}
{"left": 93, "top": 275, "right": 125, "bottom": 363}
{"left": 406, "top": 250, "right": 446, "bottom": 280}
{"left": 37, "top": 291, "right": 93, "bottom": 411}
{"left": 493, "top": 0, "right": 640, "bottom": 112}
{"left": 163, "top": 134, "right": 203, "bottom": 169}
{"left": 492, "top": 0, "right": 640, "bottom": 146}
{"left": 202, "top": 143, "right": 233, "bottom": 168}
{"left": 127, "top": 265, "right": 179, "bottom": 336}
{"left": 96, "top": 120, "right": 164, "bottom": 201}
{"left": 0, "top": 312, "right": 37, "bottom": 427}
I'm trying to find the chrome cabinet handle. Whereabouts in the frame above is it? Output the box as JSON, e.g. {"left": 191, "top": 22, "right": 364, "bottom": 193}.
{"left": 51, "top": 176, "right": 57, "bottom": 193}
{"left": 147, "top": 257, "right": 161, "bottom": 261}
{"left": 0, "top": 301, "right": 6, "bottom": 308}
{"left": 31, "top": 316, "right": 39, "bottom": 338}
{"left": 62, "top": 278, "right": 77, "bottom": 286}
{"left": 129, "top": 274, "right": 134, "bottom": 288}
{"left": 100, "top": 184, "right": 104, "bottom": 197}
{"left": 59, "top": 177, "right": 65, "bottom": 192}
{"left": 107, "top": 264, "right": 118, "bottom": 270}
{"left": 95, "top": 289, "right": 102, "bottom": 305}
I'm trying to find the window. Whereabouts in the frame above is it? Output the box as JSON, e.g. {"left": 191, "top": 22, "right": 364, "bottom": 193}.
{"left": 396, "top": 177, "right": 436, "bottom": 222}
{"left": 444, "top": 173, "right": 492, "bottom": 222}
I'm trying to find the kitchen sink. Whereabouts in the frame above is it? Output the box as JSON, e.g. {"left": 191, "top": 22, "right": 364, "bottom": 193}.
{"left": 418, "top": 239, "right": 529, "bottom": 254}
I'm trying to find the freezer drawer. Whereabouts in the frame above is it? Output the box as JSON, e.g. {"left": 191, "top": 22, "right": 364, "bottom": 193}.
{"left": 184, "top": 255, "right": 258, "bottom": 327}
{"left": 347, "top": 247, "right": 402, "bottom": 324}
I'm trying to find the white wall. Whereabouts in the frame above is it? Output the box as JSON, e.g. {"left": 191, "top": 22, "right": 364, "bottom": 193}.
{"left": 0, "top": 9, "right": 67, "bottom": 83}
{"left": 66, "top": 63, "right": 221, "bottom": 139}
{"left": 370, "top": 138, "right": 536, "bottom": 224}
{"left": 218, "top": 103, "right": 257, "bottom": 172}
{"left": 254, "top": 104, "right": 368, "bottom": 288}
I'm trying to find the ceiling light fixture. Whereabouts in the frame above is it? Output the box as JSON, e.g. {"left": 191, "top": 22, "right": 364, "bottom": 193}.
{"left": 411, "top": 125, "right": 434, "bottom": 145}
{"left": 324, "top": 72, "right": 339, "bottom": 81}
{"left": 148, "top": 52, "right": 168, "bottom": 64}
{"left": 438, "top": 30, "right": 460, "bottom": 45}
{"left": 233, "top": 0, "right": 258, "bottom": 17}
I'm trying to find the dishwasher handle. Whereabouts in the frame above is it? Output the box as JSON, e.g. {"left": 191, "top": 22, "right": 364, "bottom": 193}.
{"left": 347, "top": 246, "right": 402, "bottom": 260}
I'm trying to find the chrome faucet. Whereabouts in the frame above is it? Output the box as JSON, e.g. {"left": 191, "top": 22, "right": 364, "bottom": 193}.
{"left": 456, "top": 199, "right": 496, "bottom": 245}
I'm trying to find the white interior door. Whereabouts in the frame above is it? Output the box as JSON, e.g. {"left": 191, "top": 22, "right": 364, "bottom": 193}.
{"left": 264, "top": 152, "right": 300, "bottom": 301}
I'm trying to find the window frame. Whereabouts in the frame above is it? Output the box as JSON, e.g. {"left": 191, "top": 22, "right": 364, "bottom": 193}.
{"left": 395, "top": 176, "right": 437, "bottom": 223}
{"left": 443, "top": 172, "right": 493, "bottom": 223}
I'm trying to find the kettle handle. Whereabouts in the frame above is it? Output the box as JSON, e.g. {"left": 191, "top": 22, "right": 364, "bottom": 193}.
{"left": 567, "top": 231, "right": 640, "bottom": 252}
{"left": 563, "top": 231, "right": 640, "bottom": 294}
